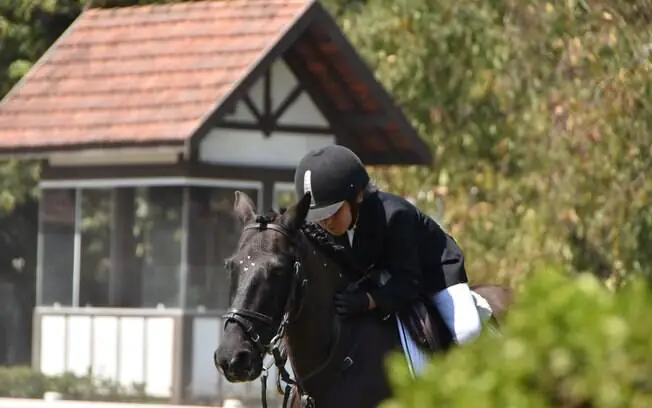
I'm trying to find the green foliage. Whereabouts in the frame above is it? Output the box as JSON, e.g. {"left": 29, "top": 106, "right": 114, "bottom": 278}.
{"left": 0, "top": 0, "right": 70, "bottom": 209}
{"left": 0, "top": 366, "right": 162, "bottom": 402}
{"left": 337, "top": 0, "right": 652, "bottom": 287}
{"left": 381, "top": 267, "right": 652, "bottom": 408}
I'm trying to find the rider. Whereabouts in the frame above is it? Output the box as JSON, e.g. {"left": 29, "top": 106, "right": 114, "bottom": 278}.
{"left": 293, "top": 145, "right": 482, "bottom": 347}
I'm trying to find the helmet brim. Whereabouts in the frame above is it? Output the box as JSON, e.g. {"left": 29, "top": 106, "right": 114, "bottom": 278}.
{"left": 305, "top": 201, "right": 344, "bottom": 222}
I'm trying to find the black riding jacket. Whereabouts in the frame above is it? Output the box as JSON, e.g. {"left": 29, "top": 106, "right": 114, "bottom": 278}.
{"left": 332, "top": 190, "right": 469, "bottom": 315}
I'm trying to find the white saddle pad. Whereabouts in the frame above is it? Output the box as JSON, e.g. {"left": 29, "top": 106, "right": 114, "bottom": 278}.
{"left": 397, "top": 290, "right": 494, "bottom": 377}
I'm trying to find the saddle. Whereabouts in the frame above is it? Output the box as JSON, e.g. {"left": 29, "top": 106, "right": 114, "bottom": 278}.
{"left": 397, "top": 294, "right": 455, "bottom": 353}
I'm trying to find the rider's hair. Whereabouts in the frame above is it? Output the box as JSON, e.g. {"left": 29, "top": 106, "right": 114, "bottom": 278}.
{"left": 346, "top": 180, "right": 377, "bottom": 229}
{"left": 363, "top": 180, "right": 378, "bottom": 195}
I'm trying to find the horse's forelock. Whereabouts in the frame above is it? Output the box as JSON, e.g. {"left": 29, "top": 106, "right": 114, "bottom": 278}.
{"left": 300, "top": 224, "right": 360, "bottom": 274}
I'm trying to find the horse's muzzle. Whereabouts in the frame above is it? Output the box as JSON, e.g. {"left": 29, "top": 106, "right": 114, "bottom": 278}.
{"left": 214, "top": 344, "right": 263, "bottom": 383}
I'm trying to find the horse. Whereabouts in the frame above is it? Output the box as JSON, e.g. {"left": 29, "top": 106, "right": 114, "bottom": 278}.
{"left": 214, "top": 191, "right": 513, "bottom": 408}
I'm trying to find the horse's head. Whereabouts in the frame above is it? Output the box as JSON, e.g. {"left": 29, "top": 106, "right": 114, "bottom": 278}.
{"left": 214, "top": 190, "right": 312, "bottom": 382}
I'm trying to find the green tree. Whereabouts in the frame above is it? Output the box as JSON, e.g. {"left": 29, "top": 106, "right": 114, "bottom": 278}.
{"left": 338, "top": 0, "right": 652, "bottom": 287}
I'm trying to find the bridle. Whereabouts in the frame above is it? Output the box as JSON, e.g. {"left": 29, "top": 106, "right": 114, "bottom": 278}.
{"left": 222, "top": 216, "right": 307, "bottom": 352}
{"left": 219, "top": 216, "right": 313, "bottom": 408}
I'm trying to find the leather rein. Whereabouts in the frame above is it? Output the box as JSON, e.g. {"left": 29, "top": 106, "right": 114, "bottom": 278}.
{"left": 220, "top": 217, "right": 313, "bottom": 408}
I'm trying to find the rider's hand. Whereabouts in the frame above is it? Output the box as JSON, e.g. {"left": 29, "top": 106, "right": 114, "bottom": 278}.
{"left": 334, "top": 291, "right": 371, "bottom": 317}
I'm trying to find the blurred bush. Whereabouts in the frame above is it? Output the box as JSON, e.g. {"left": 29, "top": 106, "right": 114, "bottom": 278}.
{"left": 382, "top": 267, "right": 652, "bottom": 407}
{"left": 0, "top": 366, "right": 163, "bottom": 402}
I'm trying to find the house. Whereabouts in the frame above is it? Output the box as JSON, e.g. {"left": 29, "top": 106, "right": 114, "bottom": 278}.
{"left": 0, "top": 0, "right": 431, "bottom": 404}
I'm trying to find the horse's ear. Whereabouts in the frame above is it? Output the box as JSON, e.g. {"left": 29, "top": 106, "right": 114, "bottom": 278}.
{"left": 281, "top": 192, "right": 311, "bottom": 231}
{"left": 233, "top": 190, "right": 256, "bottom": 225}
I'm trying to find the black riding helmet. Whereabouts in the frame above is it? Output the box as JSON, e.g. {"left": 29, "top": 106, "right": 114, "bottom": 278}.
{"left": 294, "top": 145, "right": 370, "bottom": 223}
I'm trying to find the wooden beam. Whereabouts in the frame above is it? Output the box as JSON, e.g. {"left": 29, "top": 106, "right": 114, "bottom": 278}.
{"left": 344, "top": 114, "right": 391, "bottom": 128}
{"left": 262, "top": 69, "right": 273, "bottom": 137}
{"left": 298, "top": 29, "right": 405, "bottom": 159}
{"left": 263, "top": 69, "right": 273, "bottom": 118}
{"left": 311, "top": 6, "right": 431, "bottom": 165}
{"left": 271, "top": 83, "right": 304, "bottom": 122}
{"left": 215, "top": 120, "right": 333, "bottom": 135}
{"left": 294, "top": 36, "right": 361, "bottom": 111}
{"left": 242, "top": 95, "right": 262, "bottom": 122}
{"left": 224, "top": 103, "right": 236, "bottom": 116}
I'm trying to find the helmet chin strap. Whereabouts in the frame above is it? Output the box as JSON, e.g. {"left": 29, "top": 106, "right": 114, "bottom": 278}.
{"left": 347, "top": 198, "right": 360, "bottom": 231}
{"left": 347, "top": 188, "right": 372, "bottom": 230}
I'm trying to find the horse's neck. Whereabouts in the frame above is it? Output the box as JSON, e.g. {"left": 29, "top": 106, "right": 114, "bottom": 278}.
{"left": 285, "top": 254, "right": 338, "bottom": 378}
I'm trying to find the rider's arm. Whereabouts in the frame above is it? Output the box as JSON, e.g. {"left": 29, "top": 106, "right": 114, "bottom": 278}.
{"left": 432, "top": 282, "right": 482, "bottom": 344}
{"left": 367, "top": 207, "right": 422, "bottom": 314}
{"left": 430, "top": 234, "right": 481, "bottom": 344}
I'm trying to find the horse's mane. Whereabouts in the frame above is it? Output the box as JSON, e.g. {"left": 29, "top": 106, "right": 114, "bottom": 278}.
{"left": 272, "top": 207, "right": 361, "bottom": 276}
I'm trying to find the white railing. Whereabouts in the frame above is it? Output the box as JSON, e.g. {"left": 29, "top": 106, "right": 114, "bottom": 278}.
{"left": 36, "top": 307, "right": 177, "bottom": 398}
{"left": 33, "top": 307, "right": 289, "bottom": 407}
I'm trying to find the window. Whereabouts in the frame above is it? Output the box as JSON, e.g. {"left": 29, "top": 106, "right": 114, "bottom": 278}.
{"left": 79, "top": 188, "right": 112, "bottom": 307}
{"left": 40, "top": 189, "right": 76, "bottom": 306}
{"left": 137, "top": 186, "right": 183, "bottom": 308}
{"left": 76, "top": 186, "right": 184, "bottom": 308}
{"left": 39, "top": 185, "right": 184, "bottom": 308}
{"left": 38, "top": 179, "right": 262, "bottom": 310}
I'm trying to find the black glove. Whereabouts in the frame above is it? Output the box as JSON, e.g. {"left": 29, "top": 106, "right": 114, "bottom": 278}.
{"left": 334, "top": 291, "right": 370, "bottom": 317}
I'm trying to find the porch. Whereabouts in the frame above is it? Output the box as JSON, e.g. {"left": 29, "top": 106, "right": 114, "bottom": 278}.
{"left": 34, "top": 174, "right": 295, "bottom": 404}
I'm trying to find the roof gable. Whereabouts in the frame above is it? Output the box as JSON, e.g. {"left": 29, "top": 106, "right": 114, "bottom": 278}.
{"left": 0, "top": 0, "right": 431, "bottom": 165}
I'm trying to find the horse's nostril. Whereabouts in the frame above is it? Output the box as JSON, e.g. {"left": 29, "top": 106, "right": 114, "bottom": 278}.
{"left": 215, "top": 356, "right": 226, "bottom": 375}
{"left": 229, "top": 349, "right": 253, "bottom": 372}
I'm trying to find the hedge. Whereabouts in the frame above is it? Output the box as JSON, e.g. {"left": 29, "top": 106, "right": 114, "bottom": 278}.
{"left": 0, "top": 366, "right": 164, "bottom": 402}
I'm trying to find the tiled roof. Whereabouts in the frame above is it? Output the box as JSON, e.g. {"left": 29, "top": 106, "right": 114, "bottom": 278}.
{"left": 0, "top": 0, "right": 433, "bottom": 165}
{"left": 0, "top": 0, "right": 313, "bottom": 150}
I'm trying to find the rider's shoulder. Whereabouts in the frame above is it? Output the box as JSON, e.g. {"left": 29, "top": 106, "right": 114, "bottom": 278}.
{"left": 372, "top": 191, "right": 448, "bottom": 234}
{"left": 371, "top": 191, "right": 420, "bottom": 222}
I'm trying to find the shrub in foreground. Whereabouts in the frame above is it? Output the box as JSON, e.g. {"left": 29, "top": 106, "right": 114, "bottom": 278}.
{"left": 382, "top": 268, "right": 652, "bottom": 408}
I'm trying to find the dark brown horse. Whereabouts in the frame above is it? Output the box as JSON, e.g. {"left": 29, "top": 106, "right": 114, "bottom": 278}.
{"left": 214, "top": 191, "right": 513, "bottom": 408}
